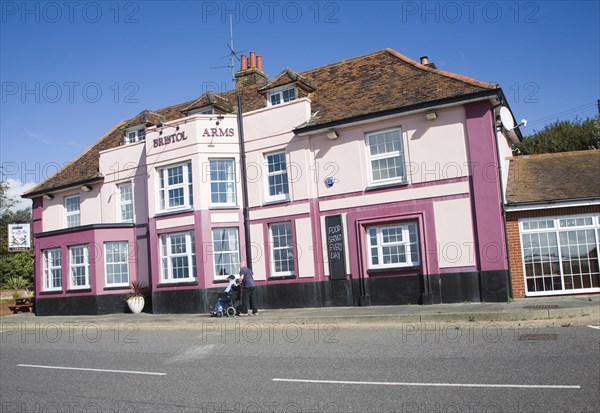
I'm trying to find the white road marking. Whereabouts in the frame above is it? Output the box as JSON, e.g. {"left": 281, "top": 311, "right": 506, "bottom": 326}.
{"left": 17, "top": 364, "right": 166, "bottom": 376}
{"left": 586, "top": 325, "right": 600, "bottom": 330}
{"left": 272, "top": 378, "right": 580, "bottom": 389}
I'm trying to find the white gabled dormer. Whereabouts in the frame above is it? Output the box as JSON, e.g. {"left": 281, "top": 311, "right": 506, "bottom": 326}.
{"left": 123, "top": 109, "right": 165, "bottom": 145}
{"left": 187, "top": 106, "right": 214, "bottom": 115}
{"left": 180, "top": 92, "right": 234, "bottom": 117}
{"left": 259, "top": 68, "right": 316, "bottom": 108}
{"left": 267, "top": 85, "right": 297, "bottom": 106}
{"left": 125, "top": 126, "right": 146, "bottom": 144}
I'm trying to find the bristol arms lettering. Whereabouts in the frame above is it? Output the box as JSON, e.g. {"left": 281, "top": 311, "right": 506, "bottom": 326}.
{"left": 153, "top": 131, "right": 187, "bottom": 147}
{"left": 202, "top": 127, "right": 235, "bottom": 138}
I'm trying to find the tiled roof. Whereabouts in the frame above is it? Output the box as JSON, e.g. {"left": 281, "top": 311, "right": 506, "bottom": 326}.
{"left": 296, "top": 48, "right": 496, "bottom": 129}
{"left": 23, "top": 101, "right": 192, "bottom": 197}
{"left": 259, "top": 68, "right": 316, "bottom": 93}
{"left": 181, "top": 91, "right": 234, "bottom": 114}
{"left": 506, "top": 150, "right": 600, "bottom": 205}
{"left": 24, "top": 48, "right": 498, "bottom": 197}
{"left": 124, "top": 109, "right": 166, "bottom": 128}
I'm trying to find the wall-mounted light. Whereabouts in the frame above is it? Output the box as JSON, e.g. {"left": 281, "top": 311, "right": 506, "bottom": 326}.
{"left": 326, "top": 130, "right": 339, "bottom": 140}
{"left": 81, "top": 185, "right": 92, "bottom": 192}
{"left": 43, "top": 194, "right": 54, "bottom": 200}
{"left": 216, "top": 114, "right": 224, "bottom": 126}
{"left": 425, "top": 111, "right": 438, "bottom": 121}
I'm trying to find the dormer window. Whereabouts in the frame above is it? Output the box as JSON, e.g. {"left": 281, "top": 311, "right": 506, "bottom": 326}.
{"left": 268, "top": 86, "right": 296, "bottom": 106}
{"left": 125, "top": 128, "right": 145, "bottom": 144}
{"left": 188, "top": 107, "right": 214, "bottom": 115}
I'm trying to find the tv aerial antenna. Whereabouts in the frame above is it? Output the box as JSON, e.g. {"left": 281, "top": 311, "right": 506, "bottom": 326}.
{"left": 210, "top": 15, "right": 246, "bottom": 90}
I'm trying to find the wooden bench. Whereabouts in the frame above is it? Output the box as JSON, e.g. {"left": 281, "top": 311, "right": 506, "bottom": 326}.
{"left": 8, "top": 297, "right": 33, "bottom": 314}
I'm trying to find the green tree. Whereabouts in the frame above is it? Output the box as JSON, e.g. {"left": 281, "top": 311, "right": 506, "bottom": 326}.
{"left": 0, "top": 252, "right": 34, "bottom": 288}
{"left": 0, "top": 182, "right": 33, "bottom": 288}
{"left": 514, "top": 116, "right": 600, "bottom": 155}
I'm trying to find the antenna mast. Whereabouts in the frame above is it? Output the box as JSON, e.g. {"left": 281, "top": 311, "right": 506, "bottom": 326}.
{"left": 209, "top": 15, "right": 243, "bottom": 90}
{"left": 229, "top": 15, "right": 235, "bottom": 88}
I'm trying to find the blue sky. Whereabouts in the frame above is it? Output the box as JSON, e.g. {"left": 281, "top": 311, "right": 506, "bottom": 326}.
{"left": 1, "top": 0, "right": 599, "bottom": 208}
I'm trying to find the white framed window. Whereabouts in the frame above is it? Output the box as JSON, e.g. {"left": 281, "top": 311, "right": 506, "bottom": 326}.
{"left": 69, "top": 244, "right": 90, "bottom": 289}
{"left": 212, "top": 228, "right": 240, "bottom": 280}
{"left": 366, "top": 128, "right": 406, "bottom": 185}
{"left": 160, "top": 232, "right": 196, "bottom": 282}
{"left": 269, "top": 222, "right": 295, "bottom": 277}
{"left": 65, "top": 195, "right": 80, "bottom": 228}
{"left": 118, "top": 182, "right": 134, "bottom": 222}
{"left": 43, "top": 248, "right": 62, "bottom": 291}
{"left": 105, "top": 242, "right": 130, "bottom": 287}
{"left": 209, "top": 159, "right": 236, "bottom": 206}
{"left": 367, "top": 223, "right": 420, "bottom": 269}
{"left": 268, "top": 86, "right": 296, "bottom": 106}
{"left": 520, "top": 214, "right": 600, "bottom": 296}
{"left": 125, "top": 128, "right": 145, "bottom": 144}
{"left": 157, "top": 162, "right": 193, "bottom": 212}
{"left": 188, "top": 107, "right": 214, "bottom": 115}
{"left": 265, "top": 151, "right": 289, "bottom": 202}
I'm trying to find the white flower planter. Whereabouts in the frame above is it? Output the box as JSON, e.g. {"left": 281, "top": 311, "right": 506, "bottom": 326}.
{"left": 127, "top": 296, "right": 145, "bottom": 314}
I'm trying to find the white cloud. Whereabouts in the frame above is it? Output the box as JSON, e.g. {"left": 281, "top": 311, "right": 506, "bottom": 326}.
{"left": 4, "top": 178, "right": 35, "bottom": 211}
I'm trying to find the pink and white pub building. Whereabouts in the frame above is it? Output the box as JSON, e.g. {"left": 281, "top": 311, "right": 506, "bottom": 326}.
{"left": 23, "top": 49, "right": 523, "bottom": 315}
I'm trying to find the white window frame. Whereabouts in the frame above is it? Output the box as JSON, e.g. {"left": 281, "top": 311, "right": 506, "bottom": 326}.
{"left": 69, "top": 244, "right": 90, "bottom": 289}
{"left": 366, "top": 128, "right": 407, "bottom": 186}
{"left": 269, "top": 222, "right": 295, "bottom": 277}
{"left": 520, "top": 214, "right": 600, "bottom": 297}
{"left": 118, "top": 182, "right": 134, "bottom": 222}
{"left": 43, "top": 248, "right": 62, "bottom": 291}
{"left": 189, "top": 107, "right": 214, "bottom": 115}
{"left": 367, "top": 222, "right": 420, "bottom": 270}
{"left": 65, "top": 195, "right": 80, "bottom": 228}
{"left": 157, "top": 161, "right": 193, "bottom": 213}
{"left": 211, "top": 228, "right": 240, "bottom": 280}
{"left": 104, "top": 242, "right": 130, "bottom": 287}
{"left": 264, "top": 151, "right": 290, "bottom": 202}
{"left": 267, "top": 85, "right": 297, "bottom": 106}
{"left": 160, "top": 232, "right": 196, "bottom": 283}
{"left": 125, "top": 127, "right": 145, "bottom": 144}
{"left": 209, "top": 159, "right": 237, "bottom": 207}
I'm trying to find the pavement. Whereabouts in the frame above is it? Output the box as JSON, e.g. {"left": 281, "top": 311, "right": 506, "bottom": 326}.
{"left": 1, "top": 294, "right": 599, "bottom": 328}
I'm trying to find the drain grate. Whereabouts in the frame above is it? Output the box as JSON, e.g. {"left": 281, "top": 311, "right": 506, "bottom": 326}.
{"left": 518, "top": 334, "right": 558, "bottom": 341}
{"left": 523, "top": 304, "right": 559, "bottom": 309}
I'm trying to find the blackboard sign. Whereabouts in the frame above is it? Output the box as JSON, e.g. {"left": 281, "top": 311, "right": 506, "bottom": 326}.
{"left": 325, "top": 215, "right": 346, "bottom": 280}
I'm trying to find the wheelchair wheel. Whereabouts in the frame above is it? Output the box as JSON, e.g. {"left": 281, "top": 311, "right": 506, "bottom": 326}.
{"left": 226, "top": 306, "right": 237, "bottom": 317}
{"left": 216, "top": 310, "right": 223, "bottom": 317}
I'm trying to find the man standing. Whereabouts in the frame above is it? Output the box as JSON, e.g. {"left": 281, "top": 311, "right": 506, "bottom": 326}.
{"left": 238, "top": 261, "right": 257, "bottom": 316}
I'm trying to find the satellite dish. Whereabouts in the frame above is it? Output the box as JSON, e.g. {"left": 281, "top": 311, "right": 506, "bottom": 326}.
{"left": 498, "top": 106, "right": 516, "bottom": 131}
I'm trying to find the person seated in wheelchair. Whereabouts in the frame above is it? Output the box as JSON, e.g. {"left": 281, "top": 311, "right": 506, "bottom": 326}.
{"left": 221, "top": 274, "right": 239, "bottom": 297}
{"left": 214, "top": 274, "right": 240, "bottom": 314}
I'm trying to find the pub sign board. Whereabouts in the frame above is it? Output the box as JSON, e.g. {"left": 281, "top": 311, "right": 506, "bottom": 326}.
{"left": 325, "top": 215, "right": 346, "bottom": 280}
{"left": 8, "top": 223, "right": 31, "bottom": 251}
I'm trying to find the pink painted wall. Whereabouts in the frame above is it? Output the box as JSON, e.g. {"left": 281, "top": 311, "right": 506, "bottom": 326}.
{"left": 33, "top": 94, "right": 510, "bottom": 303}
{"left": 99, "top": 140, "right": 148, "bottom": 224}
{"left": 35, "top": 227, "right": 139, "bottom": 297}
{"left": 464, "top": 101, "right": 508, "bottom": 271}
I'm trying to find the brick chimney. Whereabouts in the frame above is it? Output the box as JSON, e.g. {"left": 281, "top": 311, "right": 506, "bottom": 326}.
{"left": 235, "top": 51, "right": 268, "bottom": 90}
{"left": 420, "top": 55, "right": 437, "bottom": 69}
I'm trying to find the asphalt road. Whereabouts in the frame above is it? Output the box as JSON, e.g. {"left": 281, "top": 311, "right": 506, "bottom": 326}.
{"left": 1, "top": 320, "right": 599, "bottom": 413}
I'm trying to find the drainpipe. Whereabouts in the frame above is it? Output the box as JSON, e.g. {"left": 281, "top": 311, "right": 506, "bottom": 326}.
{"left": 356, "top": 221, "right": 371, "bottom": 306}
{"left": 237, "top": 95, "right": 253, "bottom": 267}
{"left": 492, "top": 107, "right": 514, "bottom": 300}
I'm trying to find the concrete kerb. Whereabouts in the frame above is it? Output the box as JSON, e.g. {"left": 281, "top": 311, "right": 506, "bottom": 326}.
{"left": 1, "top": 302, "right": 598, "bottom": 329}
